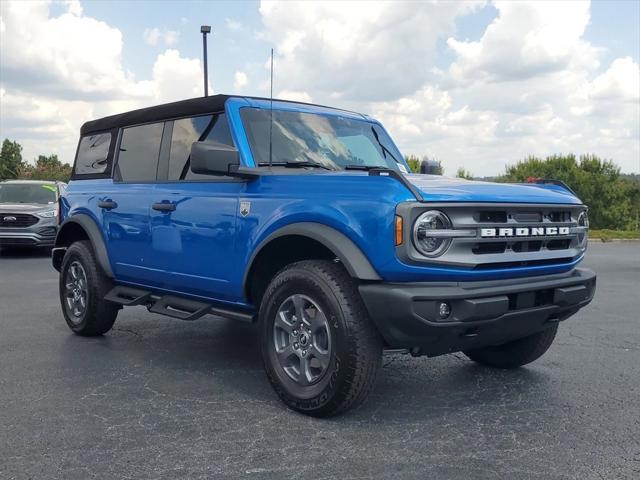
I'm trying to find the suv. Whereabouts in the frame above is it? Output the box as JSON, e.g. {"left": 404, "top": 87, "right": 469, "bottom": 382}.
{"left": 53, "top": 95, "right": 596, "bottom": 416}
{"left": 0, "top": 180, "right": 66, "bottom": 248}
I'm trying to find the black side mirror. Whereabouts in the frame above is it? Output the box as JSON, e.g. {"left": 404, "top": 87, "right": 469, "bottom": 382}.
{"left": 190, "top": 141, "right": 240, "bottom": 176}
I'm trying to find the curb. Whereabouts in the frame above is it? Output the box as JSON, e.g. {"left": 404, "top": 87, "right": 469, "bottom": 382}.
{"left": 589, "top": 238, "right": 640, "bottom": 243}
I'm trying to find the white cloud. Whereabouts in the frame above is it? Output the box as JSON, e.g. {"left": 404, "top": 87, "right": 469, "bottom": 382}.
{"left": 233, "top": 71, "right": 249, "bottom": 90}
{"left": 0, "top": 1, "right": 204, "bottom": 165}
{"left": 144, "top": 27, "right": 179, "bottom": 47}
{"left": 259, "top": 0, "right": 639, "bottom": 174}
{"left": 277, "top": 90, "right": 312, "bottom": 103}
{"left": 151, "top": 50, "right": 204, "bottom": 103}
{"left": 225, "top": 18, "right": 242, "bottom": 31}
{"left": 447, "top": 0, "right": 598, "bottom": 83}
{"left": 143, "top": 27, "right": 161, "bottom": 46}
{"left": 588, "top": 57, "right": 640, "bottom": 102}
{"left": 163, "top": 30, "right": 179, "bottom": 46}
{"left": 61, "top": 0, "right": 83, "bottom": 16}
{"left": 1, "top": 1, "right": 132, "bottom": 98}
{"left": 260, "top": 0, "right": 484, "bottom": 101}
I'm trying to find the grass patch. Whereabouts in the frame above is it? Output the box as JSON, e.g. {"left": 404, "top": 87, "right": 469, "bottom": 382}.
{"left": 589, "top": 229, "right": 640, "bottom": 241}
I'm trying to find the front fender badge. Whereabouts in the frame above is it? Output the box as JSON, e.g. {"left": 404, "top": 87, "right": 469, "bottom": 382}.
{"left": 240, "top": 201, "right": 251, "bottom": 217}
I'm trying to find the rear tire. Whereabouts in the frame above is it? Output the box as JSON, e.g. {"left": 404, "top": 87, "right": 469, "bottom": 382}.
{"left": 59, "top": 240, "right": 118, "bottom": 336}
{"left": 259, "top": 260, "right": 382, "bottom": 417}
{"left": 463, "top": 324, "right": 558, "bottom": 369}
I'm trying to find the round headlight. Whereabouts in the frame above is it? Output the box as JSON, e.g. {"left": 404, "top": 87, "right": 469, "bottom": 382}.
{"left": 578, "top": 211, "right": 589, "bottom": 229}
{"left": 577, "top": 211, "right": 589, "bottom": 248}
{"left": 413, "top": 210, "right": 452, "bottom": 257}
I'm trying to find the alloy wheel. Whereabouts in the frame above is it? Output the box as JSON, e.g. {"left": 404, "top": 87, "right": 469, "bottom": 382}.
{"left": 272, "top": 294, "right": 333, "bottom": 386}
{"left": 64, "top": 261, "right": 88, "bottom": 322}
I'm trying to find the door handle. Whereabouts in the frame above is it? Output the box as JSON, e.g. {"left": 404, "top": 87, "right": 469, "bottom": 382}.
{"left": 98, "top": 200, "right": 118, "bottom": 210}
{"left": 152, "top": 202, "right": 176, "bottom": 212}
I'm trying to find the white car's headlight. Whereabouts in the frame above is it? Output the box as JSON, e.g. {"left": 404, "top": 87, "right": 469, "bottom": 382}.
{"left": 412, "top": 210, "right": 453, "bottom": 257}
{"left": 36, "top": 209, "right": 57, "bottom": 218}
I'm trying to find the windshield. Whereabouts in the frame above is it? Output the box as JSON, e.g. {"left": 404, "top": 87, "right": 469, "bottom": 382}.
{"left": 240, "top": 108, "right": 405, "bottom": 171}
{"left": 0, "top": 184, "right": 57, "bottom": 204}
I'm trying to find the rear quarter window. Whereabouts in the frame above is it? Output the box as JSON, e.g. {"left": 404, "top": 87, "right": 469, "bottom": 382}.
{"left": 74, "top": 132, "right": 112, "bottom": 175}
{"left": 116, "top": 122, "right": 164, "bottom": 182}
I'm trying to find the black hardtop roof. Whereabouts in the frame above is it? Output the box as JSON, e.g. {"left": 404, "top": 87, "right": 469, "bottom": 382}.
{"left": 80, "top": 94, "right": 354, "bottom": 135}
{"left": 81, "top": 95, "right": 230, "bottom": 135}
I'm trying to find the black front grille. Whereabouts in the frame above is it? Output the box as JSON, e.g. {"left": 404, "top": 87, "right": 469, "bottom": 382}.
{"left": 512, "top": 240, "right": 543, "bottom": 253}
{"left": 473, "top": 257, "right": 575, "bottom": 270}
{"left": 0, "top": 213, "right": 39, "bottom": 228}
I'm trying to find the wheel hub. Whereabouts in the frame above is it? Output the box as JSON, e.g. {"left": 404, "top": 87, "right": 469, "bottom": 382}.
{"left": 272, "top": 294, "right": 332, "bottom": 386}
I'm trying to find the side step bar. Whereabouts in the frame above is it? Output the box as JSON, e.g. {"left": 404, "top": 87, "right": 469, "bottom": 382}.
{"left": 149, "top": 295, "right": 211, "bottom": 321}
{"left": 104, "top": 286, "right": 151, "bottom": 306}
{"left": 104, "top": 286, "right": 255, "bottom": 323}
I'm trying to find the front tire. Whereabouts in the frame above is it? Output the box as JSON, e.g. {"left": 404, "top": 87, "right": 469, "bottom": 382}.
{"left": 59, "top": 240, "right": 118, "bottom": 336}
{"left": 259, "top": 260, "right": 382, "bottom": 417}
{"left": 463, "top": 324, "right": 558, "bottom": 369}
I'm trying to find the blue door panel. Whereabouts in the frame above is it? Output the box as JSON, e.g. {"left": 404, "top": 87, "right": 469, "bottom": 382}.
{"left": 147, "top": 182, "right": 242, "bottom": 300}
{"left": 99, "top": 183, "right": 157, "bottom": 285}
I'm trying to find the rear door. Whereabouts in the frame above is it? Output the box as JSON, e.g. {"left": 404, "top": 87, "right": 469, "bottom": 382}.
{"left": 101, "top": 121, "right": 165, "bottom": 286}
{"left": 146, "top": 113, "right": 242, "bottom": 301}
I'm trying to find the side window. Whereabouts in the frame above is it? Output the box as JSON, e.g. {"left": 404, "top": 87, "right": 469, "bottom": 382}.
{"left": 116, "top": 122, "right": 164, "bottom": 182}
{"left": 168, "top": 113, "right": 234, "bottom": 180}
{"left": 75, "top": 132, "right": 111, "bottom": 175}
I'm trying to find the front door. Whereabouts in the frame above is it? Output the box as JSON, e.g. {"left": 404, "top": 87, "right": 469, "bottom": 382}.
{"left": 146, "top": 113, "right": 242, "bottom": 302}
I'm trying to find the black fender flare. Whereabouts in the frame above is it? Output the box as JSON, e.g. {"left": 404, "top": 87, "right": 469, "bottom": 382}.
{"left": 243, "top": 222, "right": 381, "bottom": 291}
{"left": 53, "top": 214, "right": 114, "bottom": 278}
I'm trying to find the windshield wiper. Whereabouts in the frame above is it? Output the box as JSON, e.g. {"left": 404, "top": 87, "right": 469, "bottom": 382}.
{"left": 258, "top": 161, "right": 334, "bottom": 171}
{"left": 344, "top": 165, "right": 383, "bottom": 171}
{"left": 370, "top": 126, "right": 401, "bottom": 164}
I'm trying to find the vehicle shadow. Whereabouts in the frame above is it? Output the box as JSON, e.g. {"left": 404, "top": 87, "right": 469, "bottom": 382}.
{"left": 57, "top": 312, "right": 556, "bottom": 425}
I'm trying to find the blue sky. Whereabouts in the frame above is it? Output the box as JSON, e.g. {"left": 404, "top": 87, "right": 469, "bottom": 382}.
{"left": 1, "top": 0, "right": 639, "bottom": 175}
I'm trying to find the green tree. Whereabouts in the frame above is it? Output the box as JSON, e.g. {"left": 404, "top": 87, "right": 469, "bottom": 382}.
{"left": 405, "top": 154, "right": 421, "bottom": 173}
{"left": 20, "top": 154, "right": 72, "bottom": 182}
{"left": 36, "top": 154, "right": 62, "bottom": 169}
{"left": 456, "top": 167, "right": 474, "bottom": 180}
{"left": 0, "top": 139, "right": 24, "bottom": 179}
{"left": 496, "top": 154, "right": 639, "bottom": 230}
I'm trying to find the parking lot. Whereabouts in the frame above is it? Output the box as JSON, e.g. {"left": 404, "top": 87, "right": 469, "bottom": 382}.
{"left": 0, "top": 242, "right": 638, "bottom": 479}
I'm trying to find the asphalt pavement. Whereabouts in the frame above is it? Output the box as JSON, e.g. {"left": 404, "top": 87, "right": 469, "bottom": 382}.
{"left": 0, "top": 243, "right": 638, "bottom": 479}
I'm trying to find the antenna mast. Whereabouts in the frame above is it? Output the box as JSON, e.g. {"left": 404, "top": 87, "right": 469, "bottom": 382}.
{"left": 269, "top": 48, "right": 274, "bottom": 169}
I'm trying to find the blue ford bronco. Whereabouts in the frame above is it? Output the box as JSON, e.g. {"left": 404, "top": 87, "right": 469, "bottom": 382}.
{"left": 53, "top": 95, "right": 596, "bottom": 416}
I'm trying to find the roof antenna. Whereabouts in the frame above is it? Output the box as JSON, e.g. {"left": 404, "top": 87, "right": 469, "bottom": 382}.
{"left": 269, "top": 47, "right": 274, "bottom": 170}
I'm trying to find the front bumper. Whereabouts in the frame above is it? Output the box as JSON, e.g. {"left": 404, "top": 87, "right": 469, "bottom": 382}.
{"left": 0, "top": 225, "right": 58, "bottom": 247}
{"left": 359, "top": 268, "right": 596, "bottom": 357}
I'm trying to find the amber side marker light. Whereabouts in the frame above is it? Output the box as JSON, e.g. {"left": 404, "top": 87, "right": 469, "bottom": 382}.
{"left": 395, "top": 215, "right": 404, "bottom": 246}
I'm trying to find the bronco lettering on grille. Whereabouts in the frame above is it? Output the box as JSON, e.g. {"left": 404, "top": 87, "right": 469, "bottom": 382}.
{"left": 480, "top": 226, "right": 570, "bottom": 238}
